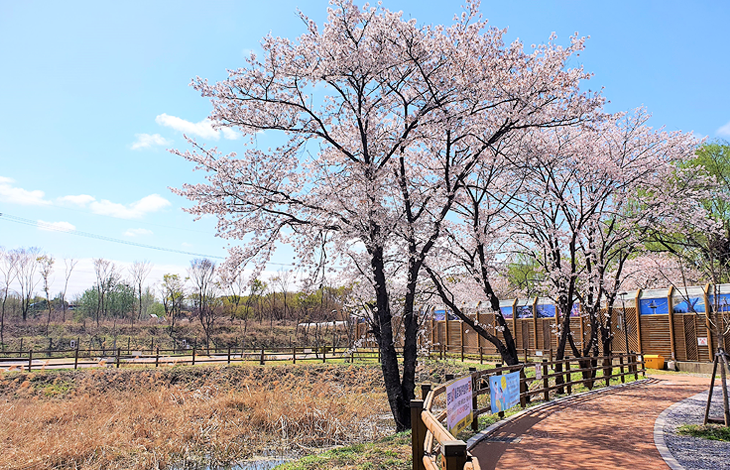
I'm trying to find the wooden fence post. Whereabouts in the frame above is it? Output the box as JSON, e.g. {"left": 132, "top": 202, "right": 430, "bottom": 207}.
{"left": 421, "top": 383, "right": 432, "bottom": 400}
{"left": 633, "top": 354, "right": 638, "bottom": 381}
{"left": 28, "top": 349, "right": 33, "bottom": 371}
{"left": 192, "top": 348, "right": 196, "bottom": 366}
{"left": 542, "top": 360, "right": 549, "bottom": 402}
{"left": 116, "top": 348, "right": 120, "bottom": 368}
{"left": 74, "top": 346, "right": 79, "bottom": 370}
{"left": 292, "top": 347, "right": 296, "bottom": 364}
{"left": 442, "top": 441, "right": 467, "bottom": 470}
{"left": 260, "top": 348, "right": 265, "bottom": 365}
{"left": 155, "top": 347, "right": 160, "bottom": 367}
{"left": 519, "top": 367, "right": 528, "bottom": 407}
{"left": 322, "top": 347, "right": 326, "bottom": 363}
{"left": 227, "top": 347, "right": 231, "bottom": 365}
{"left": 565, "top": 359, "right": 572, "bottom": 395}
{"left": 470, "top": 367, "right": 479, "bottom": 432}
{"left": 460, "top": 322, "right": 465, "bottom": 363}
{"left": 619, "top": 355, "right": 625, "bottom": 383}
{"left": 410, "top": 399, "right": 425, "bottom": 470}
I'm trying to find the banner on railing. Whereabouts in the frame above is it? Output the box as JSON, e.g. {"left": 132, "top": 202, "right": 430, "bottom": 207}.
{"left": 490, "top": 371, "right": 520, "bottom": 414}
{"left": 446, "top": 376, "right": 473, "bottom": 435}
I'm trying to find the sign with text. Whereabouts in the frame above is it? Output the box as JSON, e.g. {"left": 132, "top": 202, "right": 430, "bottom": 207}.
{"left": 535, "top": 364, "right": 542, "bottom": 381}
{"left": 446, "top": 376, "right": 473, "bottom": 435}
{"left": 489, "top": 371, "right": 520, "bottom": 414}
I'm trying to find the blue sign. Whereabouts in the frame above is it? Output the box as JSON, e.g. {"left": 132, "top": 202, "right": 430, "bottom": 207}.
{"left": 640, "top": 298, "right": 668, "bottom": 315}
{"left": 570, "top": 303, "right": 580, "bottom": 317}
{"left": 434, "top": 309, "right": 458, "bottom": 321}
{"left": 536, "top": 304, "right": 556, "bottom": 318}
{"left": 489, "top": 371, "right": 520, "bottom": 413}
{"left": 516, "top": 305, "right": 533, "bottom": 319}
{"left": 499, "top": 306, "right": 513, "bottom": 319}
{"left": 673, "top": 297, "right": 705, "bottom": 313}
{"left": 708, "top": 294, "right": 730, "bottom": 312}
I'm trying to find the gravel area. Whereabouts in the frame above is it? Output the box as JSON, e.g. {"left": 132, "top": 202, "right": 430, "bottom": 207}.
{"left": 662, "top": 384, "right": 730, "bottom": 470}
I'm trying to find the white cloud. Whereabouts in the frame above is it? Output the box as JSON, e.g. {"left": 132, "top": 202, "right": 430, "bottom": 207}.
{"left": 38, "top": 220, "right": 76, "bottom": 232}
{"left": 60, "top": 193, "right": 171, "bottom": 219}
{"left": 131, "top": 133, "right": 171, "bottom": 150}
{"left": 124, "top": 228, "right": 154, "bottom": 237}
{"left": 90, "top": 194, "right": 171, "bottom": 219}
{"left": 717, "top": 121, "right": 730, "bottom": 137}
{"left": 221, "top": 127, "right": 240, "bottom": 140}
{"left": 155, "top": 113, "right": 238, "bottom": 140}
{"left": 58, "top": 194, "right": 96, "bottom": 206}
{"left": 181, "top": 242, "right": 193, "bottom": 248}
{"left": 0, "top": 176, "right": 52, "bottom": 206}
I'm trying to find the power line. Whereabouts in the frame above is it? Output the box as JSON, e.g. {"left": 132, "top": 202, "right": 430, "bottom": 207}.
{"left": 48, "top": 203, "right": 214, "bottom": 234}
{"left": 0, "top": 212, "right": 226, "bottom": 260}
{"left": 0, "top": 212, "right": 341, "bottom": 270}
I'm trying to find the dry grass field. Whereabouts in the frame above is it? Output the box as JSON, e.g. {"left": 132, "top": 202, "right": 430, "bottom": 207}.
{"left": 0, "top": 364, "right": 393, "bottom": 470}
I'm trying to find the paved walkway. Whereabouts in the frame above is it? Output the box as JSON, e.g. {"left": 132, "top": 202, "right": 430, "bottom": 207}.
{"left": 470, "top": 373, "right": 712, "bottom": 470}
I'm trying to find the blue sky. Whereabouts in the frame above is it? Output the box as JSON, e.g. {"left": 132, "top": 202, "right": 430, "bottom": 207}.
{"left": 1, "top": 0, "right": 729, "bottom": 296}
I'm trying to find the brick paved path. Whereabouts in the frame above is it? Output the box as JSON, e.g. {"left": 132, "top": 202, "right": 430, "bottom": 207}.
{"left": 470, "top": 373, "right": 711, "bottom": 470}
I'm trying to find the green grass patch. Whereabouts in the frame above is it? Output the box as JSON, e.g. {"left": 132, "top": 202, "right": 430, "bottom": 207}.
{"left": 275, "top": 432, "right": 412, "bottom": 470}
{"left": 677, "top": 424, "right": 730, "bottom": 441}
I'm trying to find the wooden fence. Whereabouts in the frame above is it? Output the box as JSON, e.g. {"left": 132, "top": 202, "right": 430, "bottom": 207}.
{"left": 411, "top": 353, "right": 646, "bottom": 470}
{"left": 355, "top": 302, "right": 728, "bottom": 363}
{"left": 0, "top": 345, "right": 383, "bottom": 371}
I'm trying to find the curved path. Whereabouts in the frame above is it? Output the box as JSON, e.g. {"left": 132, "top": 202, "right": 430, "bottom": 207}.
{"left": 470, "top": 373, "right": 711, "bottom": 470}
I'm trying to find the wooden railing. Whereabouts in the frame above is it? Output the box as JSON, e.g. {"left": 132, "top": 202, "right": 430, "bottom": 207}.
{"left": 411, "top": 353, "right": 646, "bottom": 470}
{"left": 0, "top": 346, "right": 383, "bottom": 371}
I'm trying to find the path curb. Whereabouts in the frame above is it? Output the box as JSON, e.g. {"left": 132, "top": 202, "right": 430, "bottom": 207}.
{"left": 466, "top": 378, "right": 652, "bottom": 450}
{"left": 653, "top": 389, "right": 712, "bottom": 470}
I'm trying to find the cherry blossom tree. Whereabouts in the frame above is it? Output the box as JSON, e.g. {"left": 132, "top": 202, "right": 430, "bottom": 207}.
{"left": 510, "top": 110, "right": 703, "bottom": 366}
{"left": 423, "top": 148, "right": 524, "bottom": 365}
{"left": 173, "top": 0, "right": 600, "bottom": 430}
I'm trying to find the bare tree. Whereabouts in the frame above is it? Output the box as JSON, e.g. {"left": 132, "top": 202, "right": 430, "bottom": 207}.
{"left": 60, "top": 258, "right": 77, "bottom": 322}
{"left": 15, "top": 247, "right": 41, "bottom": 322}
{"left": 93, "top": 258, "right": 119, "bottom": 327}
{"left": 37, "top": 254, "right": 55, "bottom": 334}
{"left": 161, "top": 273, "right": 186, "bottom": 343}
{"left": 0, "top": 248, "right": 19, "bottom": 348}
{"left": 129, "top": 260, "right": 152, "bottom": 326}
{"left": 188, "top": 258, "right": 218, "bottom": 352}
{"left": 273, "top": 270, "right": 292, "bottom": 322}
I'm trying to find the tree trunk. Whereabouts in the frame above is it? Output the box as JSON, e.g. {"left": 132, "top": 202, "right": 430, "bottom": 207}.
{"left": 370, "top": 246, "right": 412, "bottom": 431}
